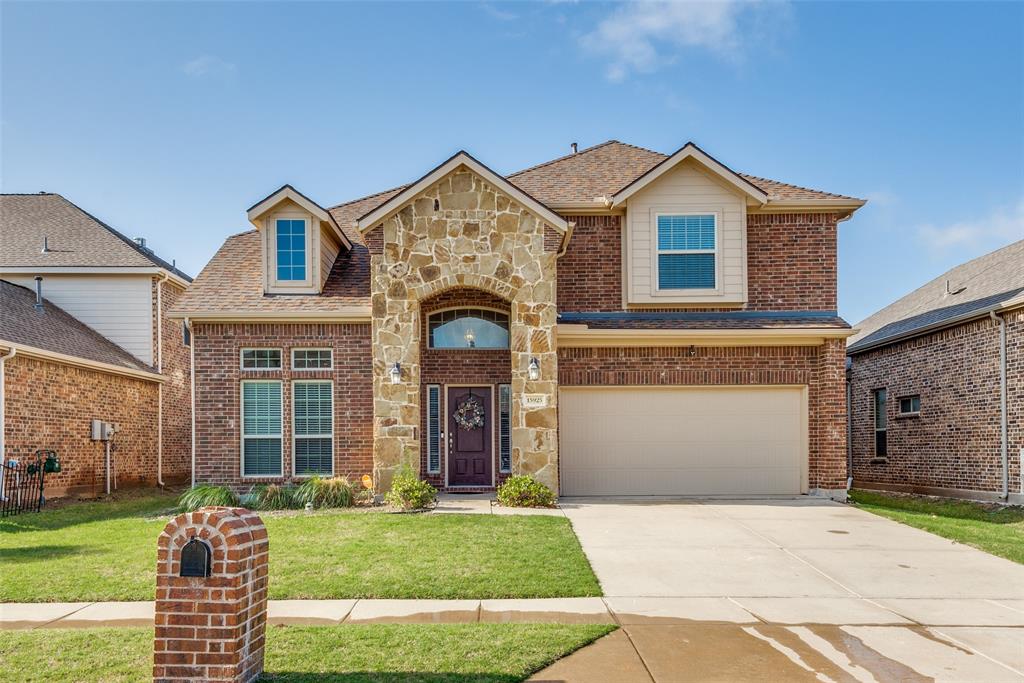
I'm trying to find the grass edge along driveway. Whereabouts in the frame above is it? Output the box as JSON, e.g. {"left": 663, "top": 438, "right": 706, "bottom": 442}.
{"left": 849, "top": 489, "right": 1024, "bottom": 564}
{"left": 0, "top": 623, "right": 616, "bottom": 683}
{"left": 0, "top": 490, "right": 601, "bottom": 602}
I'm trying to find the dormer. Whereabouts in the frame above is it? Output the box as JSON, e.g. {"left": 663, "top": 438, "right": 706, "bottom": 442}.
{"left": 247, "top": 185, "right": 352, "bottom": 295}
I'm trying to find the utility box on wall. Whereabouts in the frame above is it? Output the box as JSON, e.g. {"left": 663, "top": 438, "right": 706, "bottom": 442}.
{"left": 90, "top": 419, "right": 117, "bottom": 441}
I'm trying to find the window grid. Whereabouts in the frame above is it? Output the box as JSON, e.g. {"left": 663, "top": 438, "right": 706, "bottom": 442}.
{"left": 427, "top": 385, "right": 441, "bottom": 474}
{"left": 276, "top": 219, "right": 307, "bottom": 282}
{"left": 241, "top": 348, "right": 282, "bottom": 370}
{"left": 498, "top": 384, "right": 511, "bottom": 473}
{"left": 656, "top": 214, "right": 716, "bottom": 290}
{"left": 241, "top": 381, "right": 283, "bottom": 477}
{"left": 428, "top": 308, "right": 510, "bottom": 349}
{"left": 292, "top": 348, "right": 333, "bottom": 370}
{"left": 293, "top": 381, "right": 333, "bottom": 476}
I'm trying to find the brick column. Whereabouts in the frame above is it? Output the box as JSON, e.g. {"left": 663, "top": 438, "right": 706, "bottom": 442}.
{"left": 810, "top": 338, "right": 849, "bottom": 497}
{"left": 154, "top": 507, "right": 269, "bottom": 683}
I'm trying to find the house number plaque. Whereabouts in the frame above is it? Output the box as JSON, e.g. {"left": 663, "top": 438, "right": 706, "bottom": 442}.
{"left": 522, "top": 394, "right": 548, "bottom": 409}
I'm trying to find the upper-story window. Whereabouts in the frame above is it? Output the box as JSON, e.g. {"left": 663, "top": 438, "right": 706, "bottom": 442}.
{"left": 428, "top": 308, "right": 509, "bottom": 349}
{"left": 241, "top": 348, "right": 282, "bottom": 370}
{"left": 275, "top": 219, "right": 307, "bottom": 281}
{"left": 656, "top": 214, "right": 716, "bottom": 290}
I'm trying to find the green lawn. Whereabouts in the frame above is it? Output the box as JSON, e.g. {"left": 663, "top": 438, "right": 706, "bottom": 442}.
{"left": 0, "top": 490, "right": 600, "bottom": 602}
{"left": 0, "top": 624, "right": 615, "bottom": 683}
{"left": 849, "top": 489, "right": 1024, "bottom": 564}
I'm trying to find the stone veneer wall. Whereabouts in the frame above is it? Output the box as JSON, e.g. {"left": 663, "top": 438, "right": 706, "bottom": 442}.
{"left": 849, "top": 310, "right": 1022, "bottom": 498}
{"left": 558, "top": 341, "right": 849, "bottom": 492}
{"left": 367, "top": 165, "right": 560, "bottom": 491}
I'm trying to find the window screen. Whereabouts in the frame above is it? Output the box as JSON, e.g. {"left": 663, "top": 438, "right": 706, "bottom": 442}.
{"left": 293, "top": 381, "right": 333, "bottom": 476}
{"left": 242, "top": 381, "right": 282, "bottom": 476}
{"left": 656, "top": 214, "right": 716, "bottom": 290}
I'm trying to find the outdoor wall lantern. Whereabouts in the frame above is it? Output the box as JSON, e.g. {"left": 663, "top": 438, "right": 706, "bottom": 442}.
{"left": 464, "top": 328, "right": 476, "bottom": 348}
{"left": 527, "top": 357, "right": 541, "bottom": 381}
{"left": 389, "top": 362, "right": 402, "bottom": 385}
{"left": 180, "top": 536, "right": 212, "bottom": 578}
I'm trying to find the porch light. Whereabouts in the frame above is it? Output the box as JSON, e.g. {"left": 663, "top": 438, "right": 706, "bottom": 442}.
{"left": 389, "top": 362, "right": 401, "bottom": 385}
{"left": 527, "top": 357, "right": 540, "bottom": 381}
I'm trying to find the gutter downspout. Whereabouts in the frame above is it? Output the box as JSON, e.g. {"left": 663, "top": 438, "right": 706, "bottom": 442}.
{"left": 990, "top": 311, "right": 1008, "bottom": 500}
{"left": 0, "top": 348, "right": 16, "bottom": 464}
{"left": 156, "top": 272, "right": 169, "bottom": 487}
{"left": 186, "top": 317, "right": 196, "bottom": 488}
{"left": 845, "top": 359, "right": 853, "bottom": 490}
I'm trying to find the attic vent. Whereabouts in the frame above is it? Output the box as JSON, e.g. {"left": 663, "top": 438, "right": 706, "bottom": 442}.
{"left": 433, "top": 199, "right": 439, "bottom": 211}
{"left": 41, "top": 236, "right": 50, "bottom": 253}
{"left": 134, "top": 237, "right": 148, "bottom": 250}
{"left": 945, "top": 279, "right": 967, "bottom": 296}
{"left": 571, "top": 142, "right": 578, "bottom": 154}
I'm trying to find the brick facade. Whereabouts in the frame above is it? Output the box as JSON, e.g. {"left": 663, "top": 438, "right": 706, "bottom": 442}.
{"left": 155, "top": 278, "right": 192, "bottom": 484}
{"left": 2, "top": 354, "right": 159, "bottom": 497}
{"left": 557, "top": 215, "right": 623, "bottom": 312}
{"left": 558, "top": 341, "right": 849, "bottom": 491}
{"left": 745, "top": 213, "right": 838, "bottom": 311}
{"left": 419, "top": 288, "right": 512, "bottom": 489}
{"left": 849, "top": 309, "right": 1023, "bottom": 499}
{"left": 191, "top": 322, "right": 373, "bottom": 491}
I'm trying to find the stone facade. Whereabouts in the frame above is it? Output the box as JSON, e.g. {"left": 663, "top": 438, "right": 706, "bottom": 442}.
{"left": 2, "top": 354, "right": 160, "bottom": 497}
{"left": 367, "top": 166, "right": 560, "bottom": 491}
{"left": 849, "top": 309, "right": 1022, "bottom": 500}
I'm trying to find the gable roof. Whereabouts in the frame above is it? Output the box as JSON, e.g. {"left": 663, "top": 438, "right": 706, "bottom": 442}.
{"left": 246, "top": 184, "right": 352, "bottom": 250}
{"left": 0, "top": 279, "right": 156, "bottom": 375}
{"left": 0, "top": 193, "right": 192, "bottom": 282}
{"left": 610, "top": 142, "right": 769, "bottom": 206}
{"left": 848, "top": 239, "right": 1024, "bottom": 354}
{"left": 354, "top": 151, "right": 570, "bottom": 233}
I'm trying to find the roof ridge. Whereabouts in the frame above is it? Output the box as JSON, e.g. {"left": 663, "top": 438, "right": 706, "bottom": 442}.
{"left": 507, "top": 140, "right": 624, "bottom": 178}
{"left": 327, "top": 184, "right": 410, "bottom": 211}
{"left": 0, "top": 192, "right": 57, "bottom": 196}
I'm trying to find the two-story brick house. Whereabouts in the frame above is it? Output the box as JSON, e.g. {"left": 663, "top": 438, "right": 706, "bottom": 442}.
{"left": 0, "top": 193, "right": 192, "bottom": 497}
{"left": 171, "top": 141, "right": 864, "bottom": 498}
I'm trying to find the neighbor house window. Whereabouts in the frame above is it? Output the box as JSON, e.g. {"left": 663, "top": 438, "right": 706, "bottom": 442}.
{"left": 899, "top": 395, "right": 921, "bottom": 415}
{"left": 241, "top": 348, "right": 282, "bottom": 370}
{"left": 426, "top": 385, "right": 441, "bottom": 474}
{"left": 293, "top": 381, "right": 333, "bottom": 476}
{"left": 873, "top": 389, "right": 887, "bottom": 458}
{"left": 292, "top": 348, "right": 332, "bottom": 370}
{"left": 428, "top": 308, "right": 510, "bottom": 349}
{"left": 276, "top": 218, "right": 307, "bottom": 281}
{"left": 241, "top": 380, "right": 283, "bottom": 477}
{"left": 656, "top": 214, "right": 716, "bottom": 290}
{"left": 498, "top": 384, "right": 511, "bottom": 473}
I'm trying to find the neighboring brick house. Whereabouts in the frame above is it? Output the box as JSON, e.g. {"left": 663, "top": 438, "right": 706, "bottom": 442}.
{"left": 848, "top": 240, "right": 1023, "bottom": 504}
{"left": 0, "top": 193, "right": 193, "bottom": 497}
{"left": 171, "top": 141, "right": 864, "bottom": 499}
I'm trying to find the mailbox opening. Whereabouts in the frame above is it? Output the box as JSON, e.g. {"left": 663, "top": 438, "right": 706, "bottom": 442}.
{"left": 180, "top": 536, "right": 212, "bottom": 578}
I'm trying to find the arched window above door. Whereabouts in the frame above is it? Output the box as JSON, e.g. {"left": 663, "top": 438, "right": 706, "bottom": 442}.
{"left": 428, "top": 308, "right": 509, "bottom": 349}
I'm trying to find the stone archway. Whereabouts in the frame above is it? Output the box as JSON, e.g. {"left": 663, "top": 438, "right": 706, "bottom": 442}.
{"left": 367, "top": 166, "right": 559, "bottom": 492}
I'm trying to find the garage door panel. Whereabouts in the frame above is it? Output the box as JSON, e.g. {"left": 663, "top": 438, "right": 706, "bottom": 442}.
{"left": 559, "top": 387, "right": 806, "bottom": 497}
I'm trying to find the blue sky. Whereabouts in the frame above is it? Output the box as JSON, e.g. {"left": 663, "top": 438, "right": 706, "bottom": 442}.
{"left": 2, "top": 1, "right": 1022, "bottom": 323}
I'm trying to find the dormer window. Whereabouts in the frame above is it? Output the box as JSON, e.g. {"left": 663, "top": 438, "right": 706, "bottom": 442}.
{"left": 275, "top": 219, "right": 307, "bottom": 282}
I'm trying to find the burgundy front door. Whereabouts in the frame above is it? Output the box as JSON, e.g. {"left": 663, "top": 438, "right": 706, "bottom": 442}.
{"left": 447, "top": 386, "right": 492, "bottom": 486}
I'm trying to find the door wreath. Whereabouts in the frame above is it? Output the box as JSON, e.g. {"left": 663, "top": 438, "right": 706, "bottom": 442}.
{"left": 453, "top": 395, "right": 485, "bottom": 431}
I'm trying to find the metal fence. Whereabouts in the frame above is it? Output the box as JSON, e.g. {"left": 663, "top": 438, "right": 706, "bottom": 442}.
{"left": 0, "top": 451, "right": 52, "bottom": 517}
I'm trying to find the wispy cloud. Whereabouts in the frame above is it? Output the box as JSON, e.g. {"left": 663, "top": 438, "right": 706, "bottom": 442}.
{"left": 580, "top": 0, "right": 791, "bottom": 82}
{"left": 182, "top": 55, "right": 236, "bottom": 78}
{"left": 917, "top": 200, "right": 1024, "bottom": 250}
{"left": 479, "top": 3, "right": 518, "bottom": 21}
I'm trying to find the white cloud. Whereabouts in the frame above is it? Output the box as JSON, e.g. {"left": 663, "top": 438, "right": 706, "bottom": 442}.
{"left": 917, "top": 200, "right": 1024, "bottom": 250}
{"left": 182, "top": 55, "right": 236, "bottom": 78}
{"left": 580, "top": 0, "right": 791, "bottom": 82}
{"left": 480, "top": 3, "right": 518, "bottom": 21}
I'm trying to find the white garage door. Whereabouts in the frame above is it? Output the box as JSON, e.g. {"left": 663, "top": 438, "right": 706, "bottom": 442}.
{"left": 559, "top": 387, "right": 807, "bottom": 497}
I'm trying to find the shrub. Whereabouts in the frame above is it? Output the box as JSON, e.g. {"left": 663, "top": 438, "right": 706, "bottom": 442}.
{"left": 178, "top": 485, "right": 239, "bottom": 512}
{"left": 294, "top": 476, "right": 356, "bottom": 509}
{"left": 384, "top": 465, "right": 437, "bottom": 511}
{"left": 497, "top": 475, "right": 556, "bottom": 508}
{"left": 247, "top": 483, "right": 300, "bottom": 511}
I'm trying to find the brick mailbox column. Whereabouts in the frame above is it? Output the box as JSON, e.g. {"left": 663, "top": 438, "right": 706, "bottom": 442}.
{"left": 154, "top": 507, "right": 269, "bottom": 683}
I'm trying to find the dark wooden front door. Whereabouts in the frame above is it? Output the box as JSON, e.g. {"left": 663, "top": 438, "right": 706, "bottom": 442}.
{"left": 447, "top": 386, "right": 492, "bottom": 486}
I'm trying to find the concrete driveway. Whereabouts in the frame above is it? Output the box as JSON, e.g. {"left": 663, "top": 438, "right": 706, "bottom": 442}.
{"left": 535, "top": 498, "right": 1024, "bottom": 682}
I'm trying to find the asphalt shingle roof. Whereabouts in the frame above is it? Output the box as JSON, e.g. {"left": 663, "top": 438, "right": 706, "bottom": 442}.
{"left": 848, "top": 239, "right": 1024, "bottom": 353}
{"left": 0, "top": 193, "right": 192, "bottom": 281}
{"left": 0, "top": 279, "right": 154, "bottom": 373}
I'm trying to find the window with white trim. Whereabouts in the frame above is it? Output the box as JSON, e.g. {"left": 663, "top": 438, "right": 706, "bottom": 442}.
{"left": 275, "top": 218, "right": 307, "bottom": 282}
{"left": 899, "top": 395, "right": 920, "bottom": 415}
{"left": 241, "top": 381, "right": 283, "bottom": 477}
{"left": 293, "top": 381, "right": 333, "bottom": 476}
{"left": 498, "top": 384, "right": 511, "bottom": 473}
{"left": 241, "top": 348, "right": 281, "bottom": 370}
{"left": 292, "top": 348, "right": 333, "bottom": 370}
{"left": 656, "top": 214, "right": 716, "bottom": 290}
{"left": 426, "top": 385, "right": 441, "bottom": 474}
